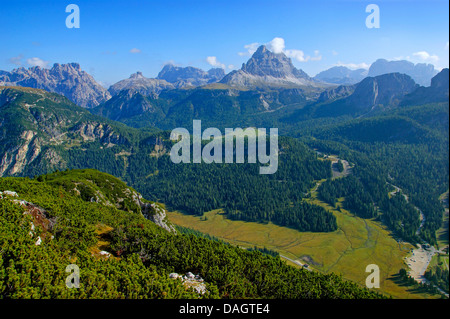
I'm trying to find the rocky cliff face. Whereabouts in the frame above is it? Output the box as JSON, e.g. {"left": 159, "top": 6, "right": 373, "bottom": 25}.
{"left": 317, "top": 84, "right": 356, "bottom": 103}
{"left": 108, "top": 72, "right": 175, "bottom": 97}
{"left": 140, "top": 201, "right": 177, "bottom": 234}
{"left": 157, "top": 64, "right": 225, "bottom": 88}
{"left": 0, "top": 63, "right": 111, "bottom": 108}
{"left": 221, "top": 45, "right": 315, "bottom": 88}
{"left": 0, "top": 86, "right": 128, "bottom": 176}
{"left": 312, "top": 72, "right": 419, "bottom": 117}
{"left": 347, "top": 73, "right": 418, "bottom": 110}
{"left": 401, "top": 68, "right": 449, "bottom": 106}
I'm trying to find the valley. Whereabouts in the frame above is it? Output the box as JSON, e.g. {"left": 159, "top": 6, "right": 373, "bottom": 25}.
{"left": 0, "top": 43, "right": 448, "bottom": 300}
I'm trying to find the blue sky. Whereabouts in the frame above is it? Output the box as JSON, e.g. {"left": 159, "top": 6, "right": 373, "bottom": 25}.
{"left": 1, "top": 0, "right": 448, "bottom": 87}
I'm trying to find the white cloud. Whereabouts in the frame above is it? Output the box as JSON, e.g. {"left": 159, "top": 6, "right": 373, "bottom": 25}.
{"left": 238, "top": 42, "right": 260, "bottom": 56}
{"left": 27, "top": 57, "right": 49, "bottom": 68}
{"left": 284, "top": 48, "right": 322, "bottom": 62}
{"left": 129, "top": 48, "right": 141, "bottom": 54}
{"left": 206, "top": 56, "right": 225, "bottom": 69}
{"left": 267, "top": 37, "right": 285, "bottom": 54}
{"left": 239, "top": 37, "right": 321, "bottom": 63}
{"left": 228, "top": 64, "right": 236, "bottom": 70}
{"left": 412, "top": 51, "right": 439, "bottom": 63}
{"left": 332, "top": 50, "right": 339, "bottom": 56}
{"left": 285, "top": 49, "right": 307, "bottom": 62}
{"left": 335, "top": 61, "right": 370, "bottom": 70}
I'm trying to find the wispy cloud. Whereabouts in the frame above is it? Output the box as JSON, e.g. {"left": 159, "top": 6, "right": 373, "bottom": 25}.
{"left": 239, "top": 37, "right": 321, "bottom": 62}
{"left": 27, "top": 57, "right": 50, "bottom": 68}
{"left": 335, "top": 61, "right": 370, "bottom": 70}
{"left": 267, "top": 37, "right": 285, "bottom": 54}
{"left": 8, "top": 54, "right": 24, "bottom": 66}
{"left": 129, "top": 48, "right": 141, "bottom": 54}
{"left": 206, "top": 56, "right": 226, "bottom": 69}
{"left": 412, "top": 51, "right": 439, "bottom": 63}
{"left": 238, "top": 43, "right": 260, "bottom": 56}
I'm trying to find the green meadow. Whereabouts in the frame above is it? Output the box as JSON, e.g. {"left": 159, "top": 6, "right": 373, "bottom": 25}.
{"left": 167, "top": 183, "right": 442, "bottom": 299}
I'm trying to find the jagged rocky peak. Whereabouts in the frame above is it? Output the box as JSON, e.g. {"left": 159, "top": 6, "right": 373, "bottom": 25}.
{"left": 242, "top": 45, "right": 309, "bottom": 79}
{"left": 207, "top": 68, "right": 225, "bottom": 80}
{"left": 220, "top": 45, "right": 314, "bottom": 88}
{"left": 53, "top": 62, "right": 81, "bottom": 70}
{"left": 0, "top": 63, "right": 111, "bottom": 108}
{"left": 130, "top": 71, "right": 145, "bottom": 79}
{"left": 108, "top": 71, "right": 174, "bottom": 97}
{"left": 157, "top": 63, "right": 224, "bottom": 88}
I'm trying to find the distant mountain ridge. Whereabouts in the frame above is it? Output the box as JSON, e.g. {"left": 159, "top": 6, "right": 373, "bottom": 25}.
{"left": 108, "top": 72, "right": 175, "bottom": 97}
{"left": 0, "top": 63, "right": 111, "bottom": 108}
{"left": 314, "top": 66, "right": 368, "bottom": 85}
{"left": 368, "top": 59, "right": 438, "bottom": 86}
{"left": 157, "top": 64, "right": 225, "bottom": 88}
{"left": 0, "top": 53, "right": 443, "bottom": 113}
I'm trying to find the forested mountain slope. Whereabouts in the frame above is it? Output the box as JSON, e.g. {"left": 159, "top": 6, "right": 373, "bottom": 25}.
{"left": 0, "top": 169, "right": 384, "bottom": 299}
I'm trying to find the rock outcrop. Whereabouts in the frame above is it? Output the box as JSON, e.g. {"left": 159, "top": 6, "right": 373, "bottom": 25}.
{"left": 169, "top": 272, "right": 207, "bottom": 295}
{"left": 108, "top": 72, "right": 175, "bottom": 97}
{"left": 157, "top": 64, "right": 225, "bottom": 88}
{"left": 220, "top": 45, "right": 315, "bottom": 88}
{"left": 0, "top": 63, "right": 111, "bottom": 108}
{"left": 401, "top": 68, "right": 449, "bottom": 106}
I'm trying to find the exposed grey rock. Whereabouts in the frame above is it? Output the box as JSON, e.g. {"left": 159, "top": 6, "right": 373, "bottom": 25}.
{"left": 401, "top": 68, "right": 449, "bottom": 106}
{"left": 108, "top": 72, "right": 175, "bottom": 97}
{"left": 348, "top": 72, "right": 418, "bottom": 110}
{"left": 317, "top": 84, "right": 356, "bottom": 103}
{"left": 169, "top": 272, "right": 208, "bottom": 295}
{"left": 127, "top": 189, "right": 177, "bottom": 234}
{"left": 157, "top": 64, "right": 225, "bottom": 88}
{"left": 0, "top": 87, "right": 127, "bottom": 176}
{"left": 0, "top": 63, "right": 111, "bottom": 108}
{"left": 142, "top": 202, "right": 177, "bottom": 234}
{"left": 220, "top": 45, "right": 316, "bottom": 88}
{"left": 314, "top": 72, "right": 419, "bottom": 117}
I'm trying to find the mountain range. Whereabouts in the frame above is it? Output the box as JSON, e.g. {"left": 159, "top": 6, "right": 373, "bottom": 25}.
{"left": 368, "top": 59, "right": 438, "bottom": 86}
{"left": 0, "top": 42, "right": 448, "bottom": 300}
{"left": 157, "top": 64, "right": 225, "bottom": 87}
{"left": 0, "top": 63, "right": 111, "bottom": 108}
{"left": 0, "top": 46, "right": 442, "bottom": 110}
{"left": 314, "top": 66, "right": 368, "bottom": 85}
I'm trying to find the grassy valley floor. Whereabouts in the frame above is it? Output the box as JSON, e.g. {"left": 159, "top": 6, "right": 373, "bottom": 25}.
{"left": 167, "top": 191, "right": 442, "bottom": 299}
